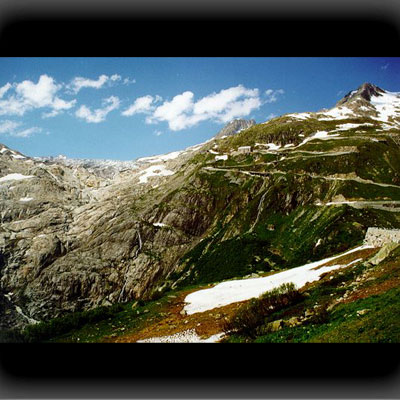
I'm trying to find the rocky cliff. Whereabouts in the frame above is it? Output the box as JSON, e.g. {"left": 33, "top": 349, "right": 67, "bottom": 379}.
{"left": 2, "top": 83, "right": 400, "bottom": 330}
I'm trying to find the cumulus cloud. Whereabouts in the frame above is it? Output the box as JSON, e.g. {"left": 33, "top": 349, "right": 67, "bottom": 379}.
{"left": 264, "top": 89, "right": 285, "bottom": 103}
{"left": 122, "top": 95, "right": 160, "bottom": 116}
{"left": 0, "top": 75, "right": 76, "bottom": 117}
{"left": 0, "top": 120, "right": 22, "bottom": 134}
{"left": 16, "top": 75, "right": 60, "bottom": 108}
{"left": 145, "top": 85, "right": 262, "bottom": 131}
{"left": 0, "top": 119, "right": 42, "bottom": 137}
{"left": 68, "top": 74, "right": 126, "bottom": 93}
{"left": 75, "top": 96, "right": 120, "bottom": 123}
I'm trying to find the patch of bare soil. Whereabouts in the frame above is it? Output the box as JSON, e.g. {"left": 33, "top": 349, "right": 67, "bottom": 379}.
{"left": 105, "top": 287, "right": 246, "bottom": 343}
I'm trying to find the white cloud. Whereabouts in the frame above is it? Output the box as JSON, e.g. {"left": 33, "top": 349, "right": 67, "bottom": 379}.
{"left": 123, "top": 77, "right": 136, "bottom": 85}
{"left": 68, "top": 74, "right": 127, "bottom": 93}
{"left": 0, "top": 83, "right": 11, "bottom": 98}
{"left": 0, "top": 120, "right": 42, "bottom": 137}
{"left": 52, "top": 97, "right": 76, "bottom": 111}
{"left": 75, "top": 96, "right": 120, "bottom": 123}
{"left": 146, "top": 85, "right": 262, "bottom": 131}
{"left": 0, "top": 120, "right": 22, "bottom": 134}
{"left": 16, "top": 74, "right": 60, "bottom": 108}
{"left": 68, "top": 74, "right": 109, "bottom": 94}
{"left": 0, "top": 96, "right": 30, "bottom": 116}
{"left": 264, "top": 89, "right": 284, "bottom": 103}
{"left": 12, "top": 127, "right": 42, "bottom": 138}
{"left": 122, "top": 95, "right": 157, "bottom": 116}
{"left": 0, "top": 75, "right": 76, "bottom": 117}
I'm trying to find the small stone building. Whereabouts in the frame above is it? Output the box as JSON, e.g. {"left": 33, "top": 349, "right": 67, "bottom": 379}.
{"left": 364, "top": 227, "right": 400, "bottom": 247}
{"left": 238, "top": 146, "right": 252, "bottom": 154}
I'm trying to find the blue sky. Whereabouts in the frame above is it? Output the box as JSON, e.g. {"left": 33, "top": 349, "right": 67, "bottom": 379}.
{"left": 0, "top": 57, "right": 399, "bottom": 160}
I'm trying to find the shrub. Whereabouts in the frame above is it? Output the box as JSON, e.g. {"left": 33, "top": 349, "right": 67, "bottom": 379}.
{"left": 222, "top": 283, "right": 304, "bottom": 338}
{"left": 23, "top": 303, "right": 124, "bottom": 343}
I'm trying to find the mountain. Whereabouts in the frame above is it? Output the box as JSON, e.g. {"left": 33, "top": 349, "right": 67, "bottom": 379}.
{"left": 2, "top": 83, "right": 400, "bottom": 341}
{"left": 214, "top": 118, "right": 256, "bottom": 139}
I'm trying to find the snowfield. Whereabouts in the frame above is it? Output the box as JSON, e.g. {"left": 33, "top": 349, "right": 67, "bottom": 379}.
{"left": 137, "top": 150, "right": 183, "bottom": 164}
{"left": 370, "top": 90, "right": 400, "bottom": 122}
{"left": 183, "top": 245, "right": 373, "bottom": 315}
{"left": 317, "top": 106, "right": 354, "bottom": 120}
{"left": 0, "top": 173, "right": 35, "bottom": 183}
{"left": 137, "top": 329, "right": 224, "bottom": 343}
{"left": 297, "top": 131, "right": 340, "bottom": 147}
{"left": 334, "top": 123, "right": 374, "bottom": 131}
{"left": 138, "top": 165, "right": 174, "bottom": 183}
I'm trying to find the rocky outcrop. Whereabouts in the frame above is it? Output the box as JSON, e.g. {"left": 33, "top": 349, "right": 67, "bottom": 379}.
{"left": 336, "top": 82, "right": 385, "bottom": 106}
{"left": 364, "top": 227, "right": 400, "bottom": 247}
{"left": 215, "top": 119, "right": 256, "bottom": 139}
{"left": 0, "top": 143, "right": 214, "bottom": 326}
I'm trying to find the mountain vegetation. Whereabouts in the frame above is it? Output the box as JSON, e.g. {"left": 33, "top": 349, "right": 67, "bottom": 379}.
{"left": 1, "top": 83, "right": 400, "bottom": 343}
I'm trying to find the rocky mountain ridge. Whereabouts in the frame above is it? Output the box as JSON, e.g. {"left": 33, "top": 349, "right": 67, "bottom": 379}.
{"left": 214, "top": 118, "right": 256, "bottom": 139}
{"left": 2, "top": 82, "right": 400, "bottom": 331}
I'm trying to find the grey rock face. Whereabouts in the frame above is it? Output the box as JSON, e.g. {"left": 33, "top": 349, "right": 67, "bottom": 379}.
{"left": 336, "top": 82, "right": 385, "bottom": 106}
{"left": 0, "top": 142, "right": 212, "bottom": 327}
{"left": 215, "top": 119, "right": 256, "bottom": 139}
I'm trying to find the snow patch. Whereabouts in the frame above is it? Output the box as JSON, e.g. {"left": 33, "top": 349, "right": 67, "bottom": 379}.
{"left": 334, "top": 123, "right": 374, "bottom": 131}
{"left": 317, "top": 106, "right": 354, "bottom": 120}
{"left": 0, "top": 173, "right": 35, "bottom": 183}
{"left": 137, "top": 150, "right": 183, "bottom": 164}
{"left": 297, "top": 130, "right": 340, "bottom": 147}
{"left": 370, "top": 90, "right": 400, "bottom": 122}
{"left": 138, "top": 165, "right": 174, "bottom": 184}
{"left": 215, "top": 155, "right": 228, "bottom": 161}
{"left": 19, "top": 197, "right": 33, "bottom": 202}
{"left": 12, "top": 154, "right": 26, "bottom": 159}
{"left": 137, "top": 329, "right": 224, "bottom": 343}
{"left": 153, "top": 222, "right": 167, "bottom": 227}
{"left": 286, "top": 112, "right": 312, "bottom": 120}
{"left": 183, "top": 245, "right": 372, "bottom": 315}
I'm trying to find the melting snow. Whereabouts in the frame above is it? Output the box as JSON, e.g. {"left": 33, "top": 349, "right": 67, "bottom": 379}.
{"left": 370, "top": 90, "right": 400, "bottom": 122}
{"left": 334, "top": 123, "right": 374, "bottom": 131}
{"left": 137, "top": 151, "right": 183, "bottom": 164}
{"left": 0, "top": 173, "right": 35, "bottom": 183}
{"left": 317, "top": 106, "right": 354, "bottom": 120}
{"left": 19, "top": 197, "right": 33, "bottom": 202}
{"left": 209, "top": 150, "right": 219, "bottom": 155}
{"left": 153, "top": 222, "right": 167, "bottom": 227}
{"left": 11, "top": 154, "right": 26, "bottom": 159}
{"left": 139, "top": 165, "right": 174, "bottom": 184}
{"left": 286, "top": 112, "right": 312, "bottom": 120}
{"left": 183, "top": 245, "right": 372, "bottom": 315}
{"left": 137, "top": 329, "right": 224, "bottom": 343}
{"left": 297, "top": 130, "right": 340, "bottom": 147}
{"left": 0, "top": 147, "right": 7, "bottom": 153}
{"left": 215, "top": 155, "right": 228, "bottom": 161}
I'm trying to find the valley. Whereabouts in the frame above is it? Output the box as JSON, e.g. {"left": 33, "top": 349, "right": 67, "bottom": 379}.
{"left": 2, "top": 82, "right": 400, "bottom": 343}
